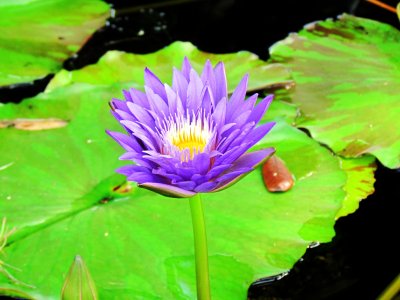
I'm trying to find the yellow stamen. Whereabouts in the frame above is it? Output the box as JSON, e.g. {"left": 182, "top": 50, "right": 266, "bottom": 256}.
{"left": 164, "top": 111, "right": 214, "bottom": 162}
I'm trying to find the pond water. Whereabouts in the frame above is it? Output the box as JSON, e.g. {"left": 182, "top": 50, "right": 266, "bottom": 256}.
{"left": 1, "top": 0, "right": 399, "bottom": 299}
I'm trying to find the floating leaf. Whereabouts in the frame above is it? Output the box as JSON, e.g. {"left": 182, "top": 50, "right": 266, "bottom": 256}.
{"left": 0, "top": 0, "right": 110, "bottom": 87}
{"left": 0, "top": 80, "right": 346, "bottom": 298}
{"left": 46, "top": 41, "right": 293, "bottom": 93}
{"left": 270, "top": 14, "right": 400, "bottom": 169}
{"left": 336, "top": 155, "right": 376, "bottom": 219}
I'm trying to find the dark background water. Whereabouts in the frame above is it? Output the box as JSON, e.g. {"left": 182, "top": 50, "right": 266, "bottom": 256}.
{"left": 1, "top": 0, "right": 399, "bottom": 299}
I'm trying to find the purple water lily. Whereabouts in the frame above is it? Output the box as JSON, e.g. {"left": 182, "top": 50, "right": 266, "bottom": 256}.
{"left": 107, "top": 58, "right": 275, "bottom": 198}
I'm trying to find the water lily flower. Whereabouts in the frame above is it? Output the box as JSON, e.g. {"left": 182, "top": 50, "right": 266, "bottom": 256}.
{"left": 107, "top": 58, "right": 275, "bottom": 198}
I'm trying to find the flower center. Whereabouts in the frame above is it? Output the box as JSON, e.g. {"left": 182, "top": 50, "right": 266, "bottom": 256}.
{"left": 161, "top": 111, "right": 215, "bottom": 162}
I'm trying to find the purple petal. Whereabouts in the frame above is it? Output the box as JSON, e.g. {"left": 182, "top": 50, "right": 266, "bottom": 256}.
{"left": 226, "top": 74, "right": 248, "bottom": 122}
{"left": 243, "top": 122, "right": 276, "bottom": 146}
{"left": 127, "top": 102, "right": 154, "bottom": 127}
{"left": 128, "top": 172, "right": 158, "bottom": 183}
{"left": 212, "top": 96, "right": 227, "bottom": 127}
{"left": 214, "top": 143, "right": 251, "bottom": 167}
{"left": 226, "top": 122, "right": 256, "bottom": 149}
{"left": 114, "top": 109, "right": 135, "bottom": 122}
{"left": 165, "top": 84, "right": 184, "bottom": 116}
{"left": 201, "top": 60, "right": 216, "bottom": 101}
{"left": 205, "top": 164, "right": 232, "bottom": 180}
{"left": 217, "top": 128, "right": 241, "bottom": 153}
{"left": 211, "top": 148, "right": 274, "bottom": 193}
{"left": 145, "top": 86, "right": 169, "bottom": 117}
{"left": 128, "top": 88, "right": 150, "bottom": 109}
{"left": 192, "top": 153, "right": 211, "bottom": 175}
{"left": 186, "top": 69, "right": 204, "bottom": 111}
{"left": 120, "top": 120, "right": 159, "bottom": 151}
{"left": 172, "top": 68, "right": 189, "bottom": 103}
{"left": 174, "top": 180, "right": 196, "bottom": 190}
{"left": 110, "top": 98, "right": 128, "bottom": 111}
{"left": 144, "top": 68, "right": 167, "bottom": 100}
{"left": 117, "top": 165, "right": 155, "bottom": 184}
{"left": 229, "top": 148, "right": 275, "bottom": 171}
{"left": 106, "top": 130, "right": 143, "bottom": 152}
{"left": 213, "top": 62, "right": 228, "bottom": 104}
{"left": 241, "top": 94, "right": 258, "bottom": 112}
{"left": 119, "top": 152, "right": 154, "bottom": 169}
{"left": 152, "top": 168, "right": 183, "bottom": 182}
{"left": 194, "top": 181, "right": 218, "bottom": 192}
{"left": 247, "top": 95, "right": 273, "bottom": 125}
{"left": 200, "top": 85, "right": 214, "bottom": 112}
{"left": 139, "top": 182, "right": 196, "bottom": 198}
{"left": 115, "top": 165, "right": 137, "bottom": 176}
{"left": 181, "top": 57, "right": 193, "bottom": 80}
{"left": 213, "top": 148, "right": 275, "bottom": 192}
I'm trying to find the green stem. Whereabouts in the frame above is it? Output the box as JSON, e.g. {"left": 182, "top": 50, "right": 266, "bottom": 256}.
{"left": 189, "top": 193, "right": 211, "bottom": 300}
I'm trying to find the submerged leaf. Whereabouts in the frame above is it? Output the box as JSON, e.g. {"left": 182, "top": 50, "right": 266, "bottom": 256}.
{"left": 61, "top": 256, "right": 98, "bottom": 300}
{"left": 270, "top": 14, "right": 400, "bottom": 169}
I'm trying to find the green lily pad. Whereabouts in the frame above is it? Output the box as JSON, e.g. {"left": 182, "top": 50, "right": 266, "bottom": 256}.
{"left": 336, "top": 155, "right": 376, "bottom": 219}
{"left": 269, "top": 14, "right": 400, "bottom": 169}
{"left": 0, "top": 80, "right": 346, "bottom": 298}
{"left": 0, "top": 0, "right": 110, "bottom": 87}
{"left": 46, "top": 41, "right": 293, "bottom": 93}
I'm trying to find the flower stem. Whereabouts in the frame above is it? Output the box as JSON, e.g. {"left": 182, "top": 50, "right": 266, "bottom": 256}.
{"left": 189, "top": 193, "right": 211, "bottom": 300}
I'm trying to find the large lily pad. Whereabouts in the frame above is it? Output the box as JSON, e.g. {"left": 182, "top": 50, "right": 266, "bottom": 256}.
{"left": 46, "top": 41, "right": 293, "bottom": 93}
{"left": 270, "top": 14, "right": 400, "bottom": 169}
{"left": 0, "top": 80, "right": 346, "bottom": 298}
{"left": 0, "top": 0, "right": 109, "bottom": 87}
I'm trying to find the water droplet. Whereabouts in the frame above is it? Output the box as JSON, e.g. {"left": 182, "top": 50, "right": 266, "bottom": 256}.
{"left": 104, "top": 232, "right": 109, "bottom": 237}
{"left": 6, "top": 196, "right": 11, "bottom": 200}
{"left": 138, "top": 29, "right": 145, "bottom": 36}
{"left": 308, "top": 241, "right": 320, "bottom": 248}
{"left": 110, "top": 9, "right": 116, "bottom": 18}
{"left": 251, "top": 271, "right": 289, "bottom": 286}
{"left": 86, "top": 139, "right": 93, "bottom": 144}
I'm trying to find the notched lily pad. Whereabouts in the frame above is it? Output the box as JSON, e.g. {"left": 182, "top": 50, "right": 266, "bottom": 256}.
{"left": 336, "top": 155, "right": 376, "bottom": 219}
{"left": 46, "top": 41, "right": 293, "bottom": 93}
{"left": 270, "top": 14, "right": 400, "bottom": 169}
{"left": 0, "top": 79, "right": 346, "bottom": 299}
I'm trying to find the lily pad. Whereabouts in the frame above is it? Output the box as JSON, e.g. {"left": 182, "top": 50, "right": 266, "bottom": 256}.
{"left": 269, "top": 14, "right": 400, "bottom": 169}
{"left": 46, "top": 41, "right": 293, "bottom": 93}
{"left": 0, "top": 0, "right": 110, "bottom": 87}
{"left": 336, "top": 155, "right": 376, "bottom": 219}
{"left": 0, "top": 79, "right": 346, "bottom": 298}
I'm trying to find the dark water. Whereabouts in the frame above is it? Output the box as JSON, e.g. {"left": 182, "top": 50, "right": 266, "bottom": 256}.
{"left": 1, "top": 0, "right": 399, "bottom": 299}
